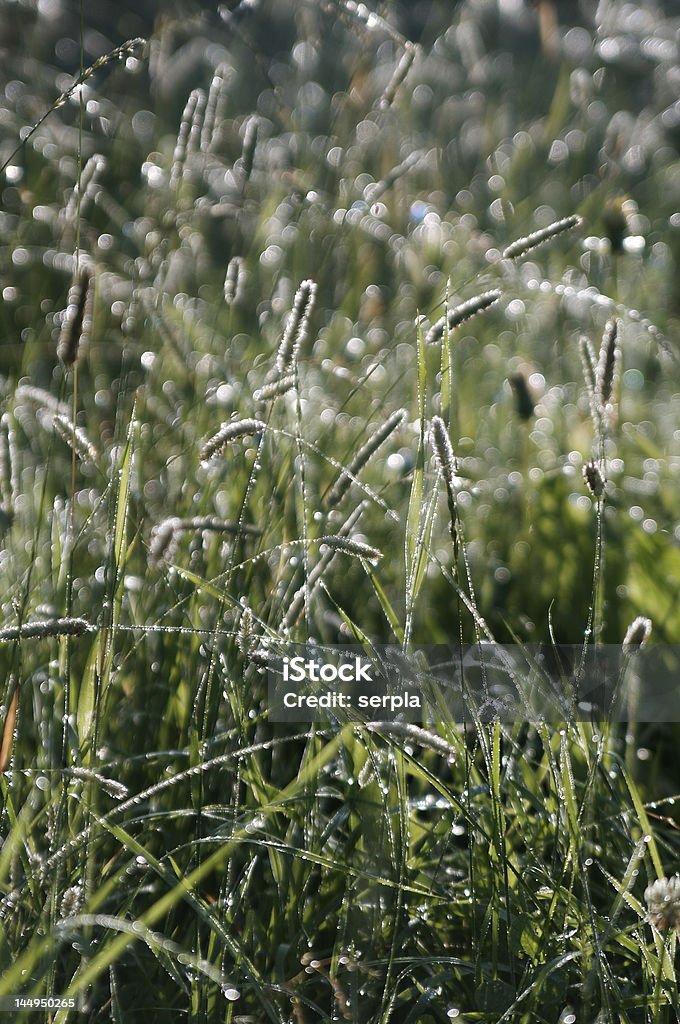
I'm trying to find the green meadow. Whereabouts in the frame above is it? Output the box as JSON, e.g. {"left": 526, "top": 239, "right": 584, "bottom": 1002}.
{"left": 0, "top": 1, "right": 679, "bottom": 1020}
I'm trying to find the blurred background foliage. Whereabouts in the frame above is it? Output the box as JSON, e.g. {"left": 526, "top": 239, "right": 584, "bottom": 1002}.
{"left": 0, "top": 2, "right": 679, "bottom": 1020}
{"left": 1, "top": 0, "right": 678, "bottom": 646}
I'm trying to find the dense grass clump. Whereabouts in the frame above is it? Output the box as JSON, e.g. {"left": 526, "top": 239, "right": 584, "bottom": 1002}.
{"left": 0, "top": 1, "right": 680, "bottom": 1020}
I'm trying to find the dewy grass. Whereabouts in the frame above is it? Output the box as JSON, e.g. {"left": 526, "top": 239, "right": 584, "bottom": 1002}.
{"left": 431, "top": 415, "right": 459, "bottom": 555}
{"left": 1, "top": 1, "right": 679, "bottom": 1019}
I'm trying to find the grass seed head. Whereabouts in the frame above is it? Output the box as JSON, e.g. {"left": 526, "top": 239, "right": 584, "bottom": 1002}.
{"left": 237, "top": 607, "right": 257, "bottom": 658}
{"left": 596, "top": 318, "right": 620, "bottom": 409}
{"left": 623, "top": 615, "right": 652, "bottom": 655}
{"left": 0, "top": 413, "right": 16, "bottom": 522}
{"left": 0, "top": 617, "right": 92, "bottom": 642}
{"left": 60, "top": 885, "right": 83, "bottom": 918}
{"left": 645, "top": 876, "right": 680, "bottom": 931}
{"left": 579, "top": 335, "right": 598, "bottom": 398}
{"left": 582, "top": 458, "right": 605, "bottom": 498}
{"left": 502, "top": 214, "right": 582, "bottom": 260}
{"left": 15, "top": 384, "right": 68, "bottom": 416}
{"left": 508, "top": 372, "right": 535, "bottom": 420}
{"left": 276, "top": 280, "right": 318, "bottom": 375}
{"left": 171, "top": 88, "right": 206, "bottom": 185}
{"left": 425, "top": 291, "right": 500, "bottom": 345}
{"left": 431, "top": 416, "right": 457, "bottom": 486}
{"left": 57, "top": 263, "right": 94, "bottom": 368}
{"left": 200, "top": 418, "right": 266, "bottom": 463}
{"left": 319, "top": 535, "right": 383, "bottom": 562}
{"left": 52, "top": 414, "right": 98, "bottom": 463}
{"left": 239, "top": 115, "right": 259, "bottom": 184}
{"left": 148, "top": 517, "right": 182, "bottom": 567}
{"left": 254, "top": 375, "right": 296, "bottom": 401}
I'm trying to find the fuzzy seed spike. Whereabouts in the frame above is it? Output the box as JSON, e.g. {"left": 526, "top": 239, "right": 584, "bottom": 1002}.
{"left": 623, "top": 615, "right": 652, "bottom": 655}
{"left": 425, "top": 291, "right": 501, "bottom": 345}
{"left": 57, "top": 263, "right": 94, "bottom": 368}
{"left": 199, "top": 418, "right": 266, "bottom": 463}
{"left": 502, "top": 215, "right": 582, "bottom": 260}
{"left": 276, "top": 280, "right": 317, "bottom": 375}
{"left": 0, "top": 617, "right": 92, "bottom": 642}
{"left": 596, "top": 318, "right": 620, "bottom": 409}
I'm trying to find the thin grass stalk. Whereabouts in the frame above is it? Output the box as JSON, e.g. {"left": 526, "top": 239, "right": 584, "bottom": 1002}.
{"left": 431, "top": 416, "right": 459, "bottom": 558}
{"left": 0, "top": 618, "right": 92, "bottom": 642}
{"left": 171, "top": 89, "right": 204, "bottom": 186}
{"left": 201, "top": 64, "right": 230, "bottom": 152}
{"left": 223, "top": 256, "right": 245, "bottom": 306}
{"left": 0, "top": 677, "right": 19, "bottom": 774}
{"left": 0, "top": 38, "right": 147, "bottom": 177}
{"left": 363, "top": 148, "right": 425, "bottom": 204}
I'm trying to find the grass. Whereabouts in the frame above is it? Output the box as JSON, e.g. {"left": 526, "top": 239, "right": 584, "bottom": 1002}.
{"left": 0, "top": 0, "right": 680, "bottom": 1020}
